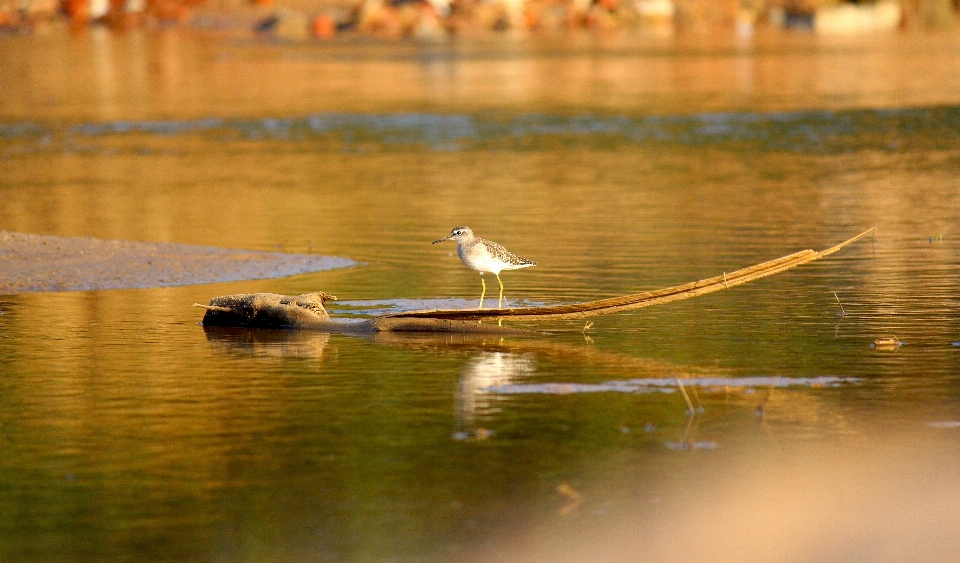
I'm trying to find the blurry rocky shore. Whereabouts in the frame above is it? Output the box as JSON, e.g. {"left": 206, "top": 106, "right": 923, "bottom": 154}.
{"left": 1, "top": 0, "right": 956, "bottom": 40}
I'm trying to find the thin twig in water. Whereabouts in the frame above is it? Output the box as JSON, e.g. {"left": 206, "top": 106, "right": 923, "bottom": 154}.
{"left": 676, "top": 377, "right": 695, "bottom": 415}
{"left": 690, "top": 384, "right": 705, "bottom": 413}
{"left": 192, "top": 304, "right": 232, "bottom": 312}
{"left": 557, "top": 483, "right": 583, "bottom": 516}
{"left": 833, "top": 292, "right": 846, "bottom": 317}
{"left": 582, "top": 321, "right": 595, "bottom": 342}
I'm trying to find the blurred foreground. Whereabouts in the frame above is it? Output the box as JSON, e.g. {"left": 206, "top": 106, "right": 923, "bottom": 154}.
{"left": 470, "top": 438, "right": 960, "bottom": 563}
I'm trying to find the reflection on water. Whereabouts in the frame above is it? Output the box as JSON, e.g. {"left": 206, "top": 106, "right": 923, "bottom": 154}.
{"left": 4, "top": 30, "right": 960, "bottom": 120}
{"left": 663, "top": 413, "right": 717, "bottom": 451}
{"left": 2, "top": 28, "right": 960, "bottom": 563}
{"left": 486, "top": 375, "right": 859, "bottom": 394}
{"left": 204, "top": 326, "right": 331, "bottom": 360}
{"left": 457, "top": 351, "right": 535, "bottom": 432}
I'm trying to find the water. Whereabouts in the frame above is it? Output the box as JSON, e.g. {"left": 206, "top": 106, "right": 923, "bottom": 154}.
{"left": 2, "top": 28, "right": 960, "bottom": 563}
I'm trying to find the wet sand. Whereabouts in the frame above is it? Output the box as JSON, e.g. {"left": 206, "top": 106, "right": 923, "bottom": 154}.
{"left": 0, "top": 231, "right": 355, "bottom": 294}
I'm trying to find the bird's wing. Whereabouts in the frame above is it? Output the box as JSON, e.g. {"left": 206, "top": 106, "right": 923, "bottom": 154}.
{"left": 480, "top": 239, "right": 536, "bottom": 267}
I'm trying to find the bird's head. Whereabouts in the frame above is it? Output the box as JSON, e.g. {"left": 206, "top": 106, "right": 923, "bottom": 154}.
{"left": 433, "top": 226, "right": 473, "bottom": 244}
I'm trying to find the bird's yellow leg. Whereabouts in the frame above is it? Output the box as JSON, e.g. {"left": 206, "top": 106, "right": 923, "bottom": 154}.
{"left": 496, "top": 274, "right": 504, "bottom": 309}
{"left": 479, "top": 275, "right": 486, "bottom": 309}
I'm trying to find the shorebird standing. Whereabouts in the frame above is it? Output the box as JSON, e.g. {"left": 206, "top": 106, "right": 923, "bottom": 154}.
{"left": 433, "top": 226, "right": 537, "bottom": 309}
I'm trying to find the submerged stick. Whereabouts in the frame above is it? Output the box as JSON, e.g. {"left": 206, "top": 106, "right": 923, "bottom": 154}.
{"left": 193, "top": 304, "right": 233, "bottom": 313}
{"left": 833, "top": 292, "right": 846, "bottom": 317}
{"left": 676, "top": 377, "right": 696, "bottom": 415}
{"left": 384, "top": 228, "right": 875, "bottom": 322}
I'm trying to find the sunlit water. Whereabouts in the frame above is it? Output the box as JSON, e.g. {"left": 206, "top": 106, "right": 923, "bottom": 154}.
{"left": 2, "top": 28, "right": 960, "bottom": 563}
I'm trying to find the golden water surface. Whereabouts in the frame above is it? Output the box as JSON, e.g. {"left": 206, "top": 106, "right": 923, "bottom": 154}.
{"left": 1, "top": 26, "right": 960, "bottom": 563}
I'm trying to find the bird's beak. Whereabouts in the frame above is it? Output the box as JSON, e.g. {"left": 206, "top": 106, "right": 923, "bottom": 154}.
{"left": 432, "top": 235, "right": 451, "bottom": 244}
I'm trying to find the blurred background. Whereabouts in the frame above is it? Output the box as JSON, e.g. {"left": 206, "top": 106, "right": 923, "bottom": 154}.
{"left": 1, "top": 0, "right": 957, "bottom": 40}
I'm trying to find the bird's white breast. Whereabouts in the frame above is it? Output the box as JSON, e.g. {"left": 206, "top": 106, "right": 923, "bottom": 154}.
{"left": 458, "top": 242, "right": 503, "bottom": 274}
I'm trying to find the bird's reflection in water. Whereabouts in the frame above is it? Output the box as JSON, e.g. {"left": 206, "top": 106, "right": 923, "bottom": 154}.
{"left": 201, "top": 327, "right": 732, "bottom": 442}
{"left": 457, "top": 351, "right": 536, "bottom": 437}
{"left": 203, "top": 326, "right": 331, "bottom": 360}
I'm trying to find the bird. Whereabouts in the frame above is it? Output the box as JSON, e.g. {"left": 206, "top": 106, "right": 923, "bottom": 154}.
{"left": 433, "top": 226, "right": 537, "bottom": 309}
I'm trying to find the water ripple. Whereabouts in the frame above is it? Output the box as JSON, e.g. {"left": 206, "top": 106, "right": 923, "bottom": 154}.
{"left": 486, "top": 376, "right": 859, "bottom": 395}
{"left": 3, "top": 106, "right": 959, "bottom": 155}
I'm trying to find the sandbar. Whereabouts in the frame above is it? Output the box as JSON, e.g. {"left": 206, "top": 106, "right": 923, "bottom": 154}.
{"left": 0, "top": 231, "right": 355, "bottom": 294}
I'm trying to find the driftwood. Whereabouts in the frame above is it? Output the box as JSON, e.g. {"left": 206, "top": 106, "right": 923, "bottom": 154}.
{"left": 196, "top": 291, "right": 339, "bottom": 328}
{"left": 195, "top": 291, "right": 532, "bottom": 334}
{"left": 196, "top": 228, "right": 873, "bottom": 332}
{"left": 382, "top": 227, "right": 875, "bottom": 322}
